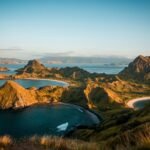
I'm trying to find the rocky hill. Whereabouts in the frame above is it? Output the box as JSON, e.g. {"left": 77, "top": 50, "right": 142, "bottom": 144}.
{"left": 15, "top": 59, "right": 93, "bottom": 80}
{"left": 0, "top": 81, "right": 37, "bottom": 109}
{"left": 16, "top": 59, "right": 50, "bottom": 75}
{"left": 119, "top": 55, "right": 150, "bottom": 83}
{"left": 0, "top": 80, "right": 67, "bottom": 109}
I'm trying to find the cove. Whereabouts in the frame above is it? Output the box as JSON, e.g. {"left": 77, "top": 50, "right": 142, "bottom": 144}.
{"left": 0, "top": 79, "right": 68, "bottom": 88}
{"left": 127, "top": 97, "right": 150, "bottom": 110}
{"left": 0, "top": 103, "right": 101, "bottom": 138}
{"left": 133, "top": 99, "right": 150, "bottom": 109}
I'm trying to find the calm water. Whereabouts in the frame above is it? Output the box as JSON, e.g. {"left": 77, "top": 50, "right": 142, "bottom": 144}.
{"left": 133, "top": 99, "right": 150, "bottom": 109}
{"left": 0, "top": 104, "right": 100, "bottom": 137}
{"left": 0, "top": 64, "right": 25, "bottom": 74}
{"left": 0, "top": 63, "right": 126, "bottom": 74}
{"left": 0, "top": 79, "right": 68, "bottom": 88}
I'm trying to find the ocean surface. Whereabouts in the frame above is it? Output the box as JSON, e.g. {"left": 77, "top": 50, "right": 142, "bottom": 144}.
{"left": 0, "top": 79, "right": 68, "bottom": 88}
{"left": 0, "top": 63, "right": 126, "bottom": 75}
{"left": 133, "top": 99, "right": 150, "bottom": 109}
{"left": 0, "top": 104, "right": 100, "bottom": 137}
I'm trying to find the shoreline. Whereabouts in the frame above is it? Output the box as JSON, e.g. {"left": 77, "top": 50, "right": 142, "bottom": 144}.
{"left": 20, "top": 77, "right": 69, "bottom": 86}
{"left": 126, "top": 96, "right": 150, "bottom": 109}
{"left": 0, "top": 77, "right": 69, "bottom": 87}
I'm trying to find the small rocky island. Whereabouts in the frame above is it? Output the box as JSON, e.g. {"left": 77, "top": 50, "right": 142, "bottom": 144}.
{"left": 119, "top": 55, "right": 150, "bottom": 83}
{"left": 0, "top": 67, "right": 9, "bottom": 72}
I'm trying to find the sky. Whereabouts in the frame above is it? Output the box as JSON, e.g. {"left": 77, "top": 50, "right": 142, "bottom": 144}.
{"left": 0, "top": 0, "right": 150, "bottom": 59}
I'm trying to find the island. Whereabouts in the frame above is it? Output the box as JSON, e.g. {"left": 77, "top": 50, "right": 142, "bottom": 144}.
{"left": 0, "top": 67, "right": 9, "bottom": 72}
{"left": 0, "top": 55, "right": 150, "bottom": 150}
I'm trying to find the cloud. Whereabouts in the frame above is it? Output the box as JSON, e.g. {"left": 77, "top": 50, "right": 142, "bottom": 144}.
{"left": 34, "top": 51, "right": 75, "bottom": 58}
{"left": 0, "top": 47, "right": 23, "bottom": 51}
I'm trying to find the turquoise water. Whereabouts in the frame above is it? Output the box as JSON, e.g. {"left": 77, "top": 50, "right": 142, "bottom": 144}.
{"left": 133, "top": 99, "right": 150, "bottom": 109}
{"left": 0, "top": 63, "right": 125, "bottom": 74}
{"left": 0, "top": 79, "right": 68, "bottom": 88}
{"left": 0, "top": 64, "right": 24, "bottom": 74}
{"left": 0, "top": 104, "right": 100, "bottom": 137}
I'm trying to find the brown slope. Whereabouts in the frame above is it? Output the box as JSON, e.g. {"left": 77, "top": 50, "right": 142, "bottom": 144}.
{"left": 119, "top": 55, "right": 150, "bottom": 83}
{"left": 0, "top": 80, "right": 37, "bottom": 109}
{"left": 16, "top": 59, "right": 50, "bottom": 74}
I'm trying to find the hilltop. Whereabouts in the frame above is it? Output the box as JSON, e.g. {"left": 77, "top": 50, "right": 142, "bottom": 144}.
{"left": 16, "top": 59, "right": 50, "bottom": 77}
{"left": 119, "top": 55, "right": 150, "bottom": 83}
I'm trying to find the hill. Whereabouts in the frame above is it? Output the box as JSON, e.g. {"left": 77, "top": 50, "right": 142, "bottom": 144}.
{"left": 15, "top": 59, "right": 93, "bottom": 80}
{"left": 16, "top": 59, "right": 50, "bottom": 75}
{"left": 119, "top": 55, "right": 150, "bottom": 83}
{"left": 0, "top": 81, "right": 37, "bottom": 109}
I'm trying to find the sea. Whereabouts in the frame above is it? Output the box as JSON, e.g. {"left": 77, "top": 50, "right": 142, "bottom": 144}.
{"left": 0, "top": 63, "right": 126, "bottom": 75}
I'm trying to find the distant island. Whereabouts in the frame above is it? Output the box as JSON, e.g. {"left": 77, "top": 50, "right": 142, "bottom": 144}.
{"left": 0, "top": 56, "right": 131, "bottom": 65}
{"left": 0, "top": 67, "right": 9, "bottom": 72}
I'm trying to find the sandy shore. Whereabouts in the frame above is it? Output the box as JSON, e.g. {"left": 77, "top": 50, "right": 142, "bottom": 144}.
{"left": 126, "top": 97, "right": 150, "bottom": 109}
{"left": 16, "top": 78, "right": 69, "bottom": 86}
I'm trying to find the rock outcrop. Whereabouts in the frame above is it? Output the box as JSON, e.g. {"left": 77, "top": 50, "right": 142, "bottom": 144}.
{"left": 119, "top": 55, "right": 150, "bottom": 83}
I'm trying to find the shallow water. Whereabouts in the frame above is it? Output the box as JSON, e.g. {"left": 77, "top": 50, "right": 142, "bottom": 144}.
{"left": 0, "top": 79, "right": 68, "bottom": 88}
{"left": 0, "top": 63, "right": 126, "bottom": 74}
{"left": 0, "top": 104, "right": 100, "bottom": 137}
{"left": 133, "top": 99, "right": 150, "bottom": 109}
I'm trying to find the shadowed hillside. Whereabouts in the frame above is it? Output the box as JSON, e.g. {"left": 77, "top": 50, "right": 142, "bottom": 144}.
{"left": 119, "top": 55, "right": 150, "bottom": 83}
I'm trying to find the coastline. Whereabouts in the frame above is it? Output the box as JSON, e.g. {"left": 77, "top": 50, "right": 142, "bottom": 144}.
{"left": 0, "top": 77, "right": 69, "bottom": 87}
{"left": 20, "top": 77, "right": 69, "bottom": 86}
{"left": 126, "top": 96, "right": 150, "bottom": 109}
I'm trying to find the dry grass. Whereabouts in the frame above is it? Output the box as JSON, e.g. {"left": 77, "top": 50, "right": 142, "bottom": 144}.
{"left": 0, "top": 135, "right": 12, "bottom": 146}
{"left": 105, "top": 123, "right": 150, "bottom": 150}
{"left": 0, "top": 131, "right": 149, "bottom": 150}
{"left": 0, "top": 135, "right": 99, "bottom": 150}
{"left": 29, "top": 135, "right": 99, "bottom": 150}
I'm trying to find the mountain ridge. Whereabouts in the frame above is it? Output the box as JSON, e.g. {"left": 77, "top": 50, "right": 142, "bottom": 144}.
{"left": 119, "top": 55, "right": 150, "bottom": 83}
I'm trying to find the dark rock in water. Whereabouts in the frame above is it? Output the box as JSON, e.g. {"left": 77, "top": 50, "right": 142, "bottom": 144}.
{"left": 119, "top": 55, "right": 150, "bottom": 83}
